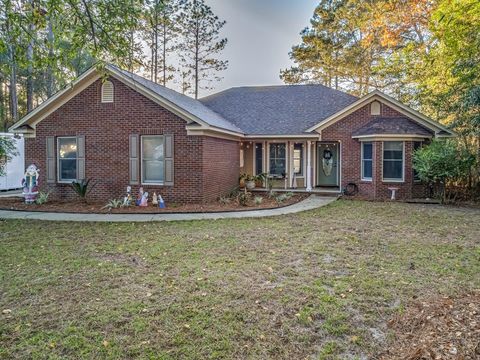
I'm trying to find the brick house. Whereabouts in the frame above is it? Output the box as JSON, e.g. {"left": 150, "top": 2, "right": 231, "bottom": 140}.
{"left": 9, "top": 64, "right": 454, "bottom": 203}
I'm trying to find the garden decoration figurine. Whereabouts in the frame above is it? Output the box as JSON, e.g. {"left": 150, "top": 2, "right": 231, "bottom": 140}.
{"left": 158, "top": 195, "right": 166, "bottom": 209}
{"left": 123, "top": 186, "right": 133, "bottom": 207}
{"left": 136, "top": 187, "right": 144, "bottom": 206}
{"left": 140, "top": 191, "right": 149, "bottom": 207}
{"left": 22, "top": 164, "right": 40, "bottom": 204}
{"left": 152, "top": 192, "right": 158, "bottom": 206}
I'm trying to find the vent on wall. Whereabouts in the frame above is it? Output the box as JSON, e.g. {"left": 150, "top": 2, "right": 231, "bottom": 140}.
{"left": 370, "top": 101, "right": 381, "bottom": 115}
{"left": 101, "top": 80, "right": 114, "bottom": 103}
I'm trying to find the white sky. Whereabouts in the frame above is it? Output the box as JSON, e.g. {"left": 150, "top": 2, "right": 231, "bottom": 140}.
{"left": 198, "top": 0, "right": 318, "bottom": 96}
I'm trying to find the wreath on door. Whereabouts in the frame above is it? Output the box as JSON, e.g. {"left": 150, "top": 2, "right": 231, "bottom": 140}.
{"left": 322, "top": 149, "right": 333, "bottom": 176}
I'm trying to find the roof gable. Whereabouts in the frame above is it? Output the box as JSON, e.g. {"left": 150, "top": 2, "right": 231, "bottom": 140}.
{"left": 9, "top": 64, "right": 243, "bottom": 137}
{"left": 307, "top": 90, "right": 455, "bottom": 137}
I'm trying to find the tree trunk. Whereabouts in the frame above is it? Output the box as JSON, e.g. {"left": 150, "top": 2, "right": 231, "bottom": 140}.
{"left": 153, "top": 1, "right": 158, "bottom": 83}
{"left": 0, "top": 81, "right": 5, "bottom": 131}
{"left": 26, "top": 0, "right": 35, "bottom": 112}
{"left": 194, "top": 17, "right": 199, "bottom": 99}
{"left": 7, "top": 43, "right": 18, "bottom": 122}
{"left": 150, "top": 29, "right": 154, "bottom": 81}
{"left": 162, "top": 19, "right": 167, "bottom": 86}
{"left": 46, "top": 18, "right": 55, "bottom": 97}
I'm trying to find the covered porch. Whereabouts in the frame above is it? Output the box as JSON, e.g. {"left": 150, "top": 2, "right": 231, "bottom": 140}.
{"left": 239, "top": 137, "right": 342, "bottom": 194}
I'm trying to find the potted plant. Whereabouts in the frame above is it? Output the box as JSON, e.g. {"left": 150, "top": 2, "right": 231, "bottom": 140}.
{"left": 239, "top": 173, "right": 266, "bottom": 190}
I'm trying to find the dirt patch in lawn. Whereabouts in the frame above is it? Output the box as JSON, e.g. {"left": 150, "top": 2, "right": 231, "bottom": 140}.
{"left": 378, "top": 291, "right": 480, "bottom": 360}
{"left": 0, "top": 192, "right": 308, "bottom": 214}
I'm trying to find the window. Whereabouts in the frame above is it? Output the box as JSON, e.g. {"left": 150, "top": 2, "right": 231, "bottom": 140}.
{"left": 269, "top": 143, "right": 286, "bottom": 177}
{"left": 293, "top": 143, "right": 303, "bottom": 175}
{"left": 255, "top": 143, "right": 263, "bottom": 175}
{"left": 58, "top": 137, "right": 77, "bottom": 182}
{"left": 142, "top": 136, "right": 164, "bottom": 184}
{"left": 413, "top": 141, "right": 423, "bottom": 182}
{"left": 383, "top": 141, "right": 404, "bottom": 181}
{"left": 101, "top": 80, "right": 114, "bottom": 103}
{"left": 361, "top": 142, "right": 373, "bottom": 181}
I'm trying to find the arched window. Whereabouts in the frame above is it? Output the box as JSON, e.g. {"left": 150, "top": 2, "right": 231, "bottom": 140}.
{"left": 101, "top": 80, "right": 114, "bottom": 103}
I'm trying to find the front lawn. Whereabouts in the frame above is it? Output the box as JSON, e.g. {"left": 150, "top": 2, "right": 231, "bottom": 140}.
{"left": 0, "top": 200, "right": 479, "bottom": 359}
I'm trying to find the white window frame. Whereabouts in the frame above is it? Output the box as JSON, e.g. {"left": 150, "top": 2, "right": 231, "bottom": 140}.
{"left": 382, "top": 141, "right": 405, "bottom": 183}
{"left": 293, "top": 143, "right": 304, "bottom": 176}
{"left": 268, "top": 142, "right": 287, "bottom": 178}
{"left": 141, "top": 135, "right": 165, "bottom": 185}
{"left": 57, "top": 136, "right": 78, "bottom": 183}
{"left": 361, "top": 142, "right": 373, "bottom": 182}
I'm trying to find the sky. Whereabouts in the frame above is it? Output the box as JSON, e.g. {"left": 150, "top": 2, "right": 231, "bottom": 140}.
{"left": 199, "top": 0, "right": 318, "bottom": 95}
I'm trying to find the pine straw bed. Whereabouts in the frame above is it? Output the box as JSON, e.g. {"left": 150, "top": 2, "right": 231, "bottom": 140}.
{"left": 378, "top": 291, "right": 480, "bottom": 359}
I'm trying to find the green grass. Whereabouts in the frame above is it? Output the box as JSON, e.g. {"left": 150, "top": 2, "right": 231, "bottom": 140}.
{"left": 0, "top": 200, "right": 479, "bottom": 359}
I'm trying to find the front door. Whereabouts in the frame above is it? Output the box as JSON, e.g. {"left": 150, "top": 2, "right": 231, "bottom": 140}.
{"left": 316, "top": 142, "right": 339, "bottom": 187}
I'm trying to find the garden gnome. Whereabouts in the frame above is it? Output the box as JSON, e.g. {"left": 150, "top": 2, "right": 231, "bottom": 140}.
{"left": 140, "top": 191, "right": 149, "bottom": 207}
{"left": 22, "top": 164, "right": 40, "bottom": 204}
{"left": 123, "top": 186, "right": 132, "bottom": 206}
{"left": 136, "top": 187, "right": 144, "bottom": 206}
{"left": 158, "top": 195, "right": 166, "bottom": 209}
{"left": 152, "top": 192, "right": 158, "bottom": 206}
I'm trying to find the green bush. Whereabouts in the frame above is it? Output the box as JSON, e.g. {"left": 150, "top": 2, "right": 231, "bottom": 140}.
{"left": 35, "top": 191, "right": 51, "bottom": 205}
{"left": 70, "top": 179, "right": 97, "bottom": 201}
{"left": 413, "top": 139, "right": 476, "bottom": 203}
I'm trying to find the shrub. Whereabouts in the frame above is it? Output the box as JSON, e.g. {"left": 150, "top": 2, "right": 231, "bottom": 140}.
{"left": 70, "top": 179, "right": 96, "bottom": 201}
{"left": 413, "top": 139, "right": 476, "bottom": 203}
{"left": 102, "top": 198, "right": 123, "bottom": 211}
{"left": 254, "top": 196, "right": 263, "bottom": 205}
{"left": 274, "top": 192, "right": 294, "bottom": 204}
{"left": 35, "top": 191, "right": 51, "bottom": 205}
{"left": 237, "top": 190, "right": 252, "bottom": 206}
{"left": 219, "top": 196, "right": 231, "bottom": 205}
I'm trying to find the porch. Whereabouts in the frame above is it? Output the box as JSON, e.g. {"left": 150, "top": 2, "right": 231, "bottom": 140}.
{"left": 239, "top": 138, "right": 341, "bottom": 193}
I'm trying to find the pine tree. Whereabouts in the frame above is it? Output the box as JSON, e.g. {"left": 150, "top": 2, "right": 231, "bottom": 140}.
{"left": 144, "top": 0, "right": 180, "bottom": 85}
{"left": 280, "top": 0, "right": 384, "bottom": 96}
{"left": 176, "top": 0, "right": 228, "bottom": 99}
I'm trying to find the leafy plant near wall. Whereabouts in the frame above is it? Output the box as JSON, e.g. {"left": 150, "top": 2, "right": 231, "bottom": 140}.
{"left": 35, "top": 191, "right": 51, "bottom": 205}
{"left": 70, "top": 179, "right": 97, "bottom": 201}
{"left": 239, "top": 173, "right": 267, "bottom": 183}
{"left": 102, "top": 198, "right": 123, "bottom": 211}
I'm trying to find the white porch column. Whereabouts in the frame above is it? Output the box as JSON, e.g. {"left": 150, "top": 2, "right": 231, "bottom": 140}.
{"left": 306, "top": 141, "right": 313, "bottom": 191}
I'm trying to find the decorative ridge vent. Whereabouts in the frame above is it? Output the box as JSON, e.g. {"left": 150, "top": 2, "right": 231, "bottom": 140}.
{"left": 101, "top": 80, "right": 114, "bottom": 103}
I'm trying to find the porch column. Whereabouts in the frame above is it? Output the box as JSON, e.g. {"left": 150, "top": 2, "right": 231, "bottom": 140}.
{"left": 306, "top": 141, "right": 313, "bottom": 191}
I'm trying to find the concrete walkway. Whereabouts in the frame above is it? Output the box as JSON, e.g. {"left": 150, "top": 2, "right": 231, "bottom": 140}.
{"left": 0, "top": 195, "right": 336, "bottom": 222}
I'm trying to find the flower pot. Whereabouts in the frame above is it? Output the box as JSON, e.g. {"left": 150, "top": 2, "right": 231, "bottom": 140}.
{"left": 245, "top": 180, "right": 256, "bottom": 190}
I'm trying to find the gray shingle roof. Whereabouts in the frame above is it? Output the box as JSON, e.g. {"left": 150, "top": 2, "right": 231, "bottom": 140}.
{"left": 199, "top": 85, "right": 358, "bottom": 135}
{"left": 110, "top": 66, "right": 243, "bottom": 134}
{"left": 352, "top": 117, "right": 433, "bottom": 137}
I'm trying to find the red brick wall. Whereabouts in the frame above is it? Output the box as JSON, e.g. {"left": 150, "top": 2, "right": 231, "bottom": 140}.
{"left": 25, "top": 77, "right": 239, "bottom": 204}
{"left": 201, "top": 137, "right": 240, "bottom": 202}
{"left": 321, "top": 102, "right": 431, "bottom": 200}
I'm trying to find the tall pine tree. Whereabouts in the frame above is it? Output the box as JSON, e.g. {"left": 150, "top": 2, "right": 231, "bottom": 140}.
{"left": 176, "top": 0, "right": 227, "bottom": 99}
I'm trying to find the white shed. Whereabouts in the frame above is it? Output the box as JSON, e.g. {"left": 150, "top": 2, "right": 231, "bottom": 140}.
{"left": 0, "top": 133, "right": 24, "bottom": 191}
